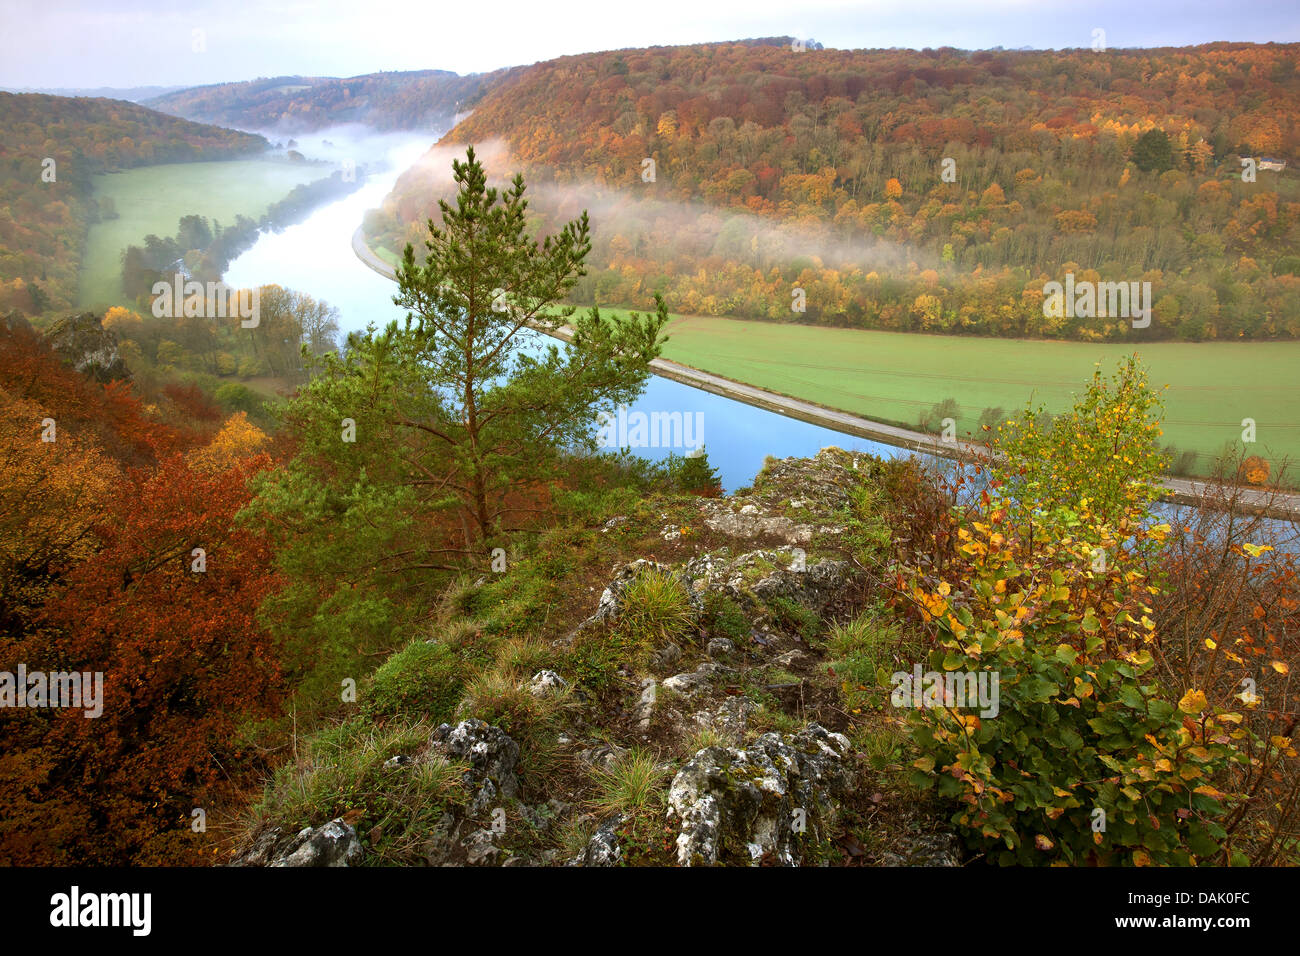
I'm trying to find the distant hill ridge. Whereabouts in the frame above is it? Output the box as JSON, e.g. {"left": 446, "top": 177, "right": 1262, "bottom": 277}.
{"left": 139, "top": 39, "right": 810, "bottom": 133}
{"left": 0, "top": 84, "right": 185, "bottom": 102}
{"left": 145, "top": 68, "right": 519, "bottom": 133}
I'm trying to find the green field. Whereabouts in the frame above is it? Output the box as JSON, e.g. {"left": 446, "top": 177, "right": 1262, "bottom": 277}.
{"left": 78, "top": 159, "right": 322, "bottom": 308}
{"left": 593, "top": 309, "right": 1300, "bottom": 475}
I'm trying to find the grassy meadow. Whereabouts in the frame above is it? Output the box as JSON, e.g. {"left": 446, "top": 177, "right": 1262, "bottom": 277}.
{"left": 590, "top": 308, "right": 1300, "bottom": 475}
{"left": 373, "top": 244, "right": 402, "bottom": 267}
{"left": 78, "top": 159, "right": 322, "bottom": 308}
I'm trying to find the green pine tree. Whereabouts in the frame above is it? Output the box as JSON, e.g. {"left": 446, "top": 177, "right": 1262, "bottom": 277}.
{"left": 672, "top": 448, "right": 723, "bottom": 496}
{"left": 391, "top": 145, "right": 668, "bottom": 544}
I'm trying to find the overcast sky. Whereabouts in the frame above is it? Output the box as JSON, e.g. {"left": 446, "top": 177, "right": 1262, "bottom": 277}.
{"left": 2, "top": 0, "right": 1297, "bottom": 90}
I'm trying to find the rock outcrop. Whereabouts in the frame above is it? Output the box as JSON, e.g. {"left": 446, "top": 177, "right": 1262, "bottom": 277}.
{"left": 430, "top": 718, "right": 521, "bottom": 815}
{"left": 697, "top": 447, "right": 859, "bottom": 545}
{"left": 232, "top": 447, "right": 962, "bottom": 868}
{"left": 568, "top": 814, "right": 624, "bottom": 866}
{"left": 45, "top": 312, "right": 131, "bottom": 383}
{"left": 666, "top": 723, "right": 854, "bottom": 866}
{"left": 232, "top": 818, "right": 364, "bottom": 867}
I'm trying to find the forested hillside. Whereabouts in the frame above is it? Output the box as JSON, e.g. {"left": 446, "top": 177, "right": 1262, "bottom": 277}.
{"left": 146, "top": 69, "right": 516, "bottom": 133}
{"left": 373, "top": 39, "right": 1300, "bottom": 341}
{"left": 0, "top": 313, "right": 282, "bottom": 864}
{"left": 0, "top": 93, "right": 267, "bottom": 313}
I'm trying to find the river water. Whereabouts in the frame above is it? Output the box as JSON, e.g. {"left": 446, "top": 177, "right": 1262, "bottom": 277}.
{"left": 223, "top": 131, "right": 905, "bottom": 492}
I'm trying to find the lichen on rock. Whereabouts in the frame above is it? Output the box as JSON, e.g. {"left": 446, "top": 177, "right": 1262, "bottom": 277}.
{"left": 666, "top": 723, "right": 853, "bottom": 866}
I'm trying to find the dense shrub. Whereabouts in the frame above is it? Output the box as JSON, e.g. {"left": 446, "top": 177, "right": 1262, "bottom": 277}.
{"left": 903, "top": 509, "right": 1242, "bottom": 864}
{"left": 901, "top": 357, "right": 1256, "bottom": 865}
{"left": 362, "top": 640, "right": 465, "bottom": 724}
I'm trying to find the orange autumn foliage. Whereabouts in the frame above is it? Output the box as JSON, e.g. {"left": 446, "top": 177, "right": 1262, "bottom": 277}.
{"left": 0, "top": 318, "right": 283, "bottom": 865}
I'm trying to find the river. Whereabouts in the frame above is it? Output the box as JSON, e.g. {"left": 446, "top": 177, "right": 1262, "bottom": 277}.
{"left": 223, "top": 130, "right": 906, "bottom": 493}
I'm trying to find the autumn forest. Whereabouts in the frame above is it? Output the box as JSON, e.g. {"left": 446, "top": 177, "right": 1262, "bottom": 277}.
{"left": 374, "top": 41, "right": 1300, "bottom": 341}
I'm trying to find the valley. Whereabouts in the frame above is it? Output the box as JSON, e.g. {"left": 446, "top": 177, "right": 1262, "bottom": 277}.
{"left": 78, "top": 157, "right": 323, "bottom": 307}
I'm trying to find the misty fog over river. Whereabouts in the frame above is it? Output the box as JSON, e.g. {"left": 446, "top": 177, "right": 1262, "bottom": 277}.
{"left": 222, "top": 129, "right": 902, "bottom": 493}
